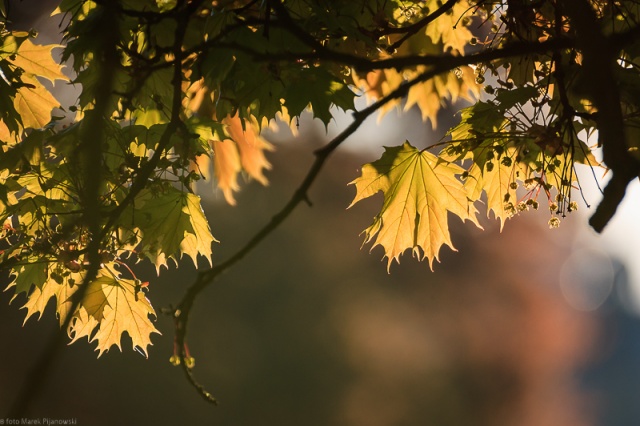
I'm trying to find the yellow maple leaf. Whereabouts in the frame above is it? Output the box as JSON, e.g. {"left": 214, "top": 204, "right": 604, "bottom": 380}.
{"left": 224, "top": 113, "right": 274, "bottom": 186}
{"left": 354, "top": 66, "right": 479, "bottom": 125}
{"left": 184, "top": 81, "right": 274, "bottom": 204}
{"left": 350, "top": 141, "right": 480, "bottom": 270}
{"left": 212, "top": 138, "right": 242, "bottom": 205}
{"left": 208, "top": 114, "right": 273, "bottom": 205}
{"left": 405, "top": 66, "right": 480, "bottom": 125}
{"left": 14, "top": 76, "right": 61, "bottom": 129}
{"left": 352, "top": 67, "right": 404, "bottom": 119}
{"left": 425, "top": 0, "right": 474, "bottom": 54}
{"left": 68, "top": 266, "right": 160, "bottom": 357}
{"left": 11, "top": 39, "right": 67, "bottom": 84}
{"left": 6, "top": 38, "right": 68, "bottom": 131}
{"left": 0, "top": 120, "right": 10, "bottom": 141}
{"left": 131, "top": 188, "right": 217, "bottom": 270}
{"left": 17, "top": 262, "right": 82, "bottom": 326}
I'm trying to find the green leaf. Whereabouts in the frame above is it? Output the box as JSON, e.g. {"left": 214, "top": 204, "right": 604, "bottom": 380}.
{"left": 284, "top": 68, "right": 355, "bottom": 125}
{"left": 133, "top": 187, "right": 216, "bottom": 270}
{"left": 7, "top": 261, "right": 48, "bottom": 299}
{"left": 494, "top": 86, "right": 539, "bottom": 111}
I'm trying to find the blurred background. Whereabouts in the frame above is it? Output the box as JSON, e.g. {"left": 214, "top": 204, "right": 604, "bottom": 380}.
{"left": 2, "top": 2, "right": 640, "bottom": 425}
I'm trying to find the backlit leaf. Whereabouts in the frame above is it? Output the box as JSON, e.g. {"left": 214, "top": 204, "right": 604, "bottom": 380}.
{"left": 224, "top": 114, "right": 273, "bottom": 187}
{"left": 14, "top": 77, "right": 61, "bottom": 129}
{"left": 465, "top": 149, "right": 521, "bottom": 230}
{"left": 350, "top": 141, "right": 480, "bottom": 270}
{"left": 68, "top": 266, "right": 160, "bottom": 357}
{"left": 212, "top": 139, "right": 241, "bottom": 205}
{"left": 425, "top": 0, "right": 474, "bottom": 54}
{"left": 134, "top": 187, "right": 216, "bottom": 270}
{"left": 11, "top": 39, "right": 68, "bottom": 84}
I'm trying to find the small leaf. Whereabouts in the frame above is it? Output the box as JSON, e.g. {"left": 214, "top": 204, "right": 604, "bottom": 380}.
{"left": 465, "top": 149, "right": 521, "bottom": 230}
{"left": 7, "top": 261, "right": 48, "bottom": 300}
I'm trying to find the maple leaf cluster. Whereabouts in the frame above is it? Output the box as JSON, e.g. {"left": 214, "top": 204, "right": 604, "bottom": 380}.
{"left": 0, "top": 0, "right": 637, "bottom": 361}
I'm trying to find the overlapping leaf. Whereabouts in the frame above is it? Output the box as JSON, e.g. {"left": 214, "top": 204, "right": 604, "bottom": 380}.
{"left": 67, "top": 266, "right": 160, "bottom": 357}
{"left": 7, "top": 261, "right": 82, "bottom": 327}
{"left": 425, "top": 0, "right": 474, "bottom": 54}
{"left": 464, "top": 149, "right": 521, "bottom": 229}
{"left": 6, "top": 36, "right": 68, "bottom": 131}
{"left": 132, "top": 187, "right": 216, "bottom": 270}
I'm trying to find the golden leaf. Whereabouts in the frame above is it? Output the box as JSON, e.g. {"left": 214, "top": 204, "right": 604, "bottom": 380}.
{"left": 11, "top": 39, "right": 67, "bottom": 84}
{"left": 68, "top": 266, "right": 160, "bottom": 358}
{"left": 350, "top": 141, "right": 480, "bottom": 270}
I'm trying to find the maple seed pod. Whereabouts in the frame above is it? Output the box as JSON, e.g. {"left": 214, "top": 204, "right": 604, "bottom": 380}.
{"left": 509, "top": 182, "right": 518, "bottom": 190}
{"left": 549, "top": 202, "right": 558, "bottom": 212}
{"left": 185, "top": 357, "right": 196, "bottom": 369}
{"left": 485, "top": 162, "right": 494, "bottom": 172}
{"left": 548, "top": 217, "right": 561, "bottom": 229}
{"left": 504, "top": 202, "right": 517, "bottom": 218}
{"left": 169, "top": 355, "right": 181, "bottom": 366}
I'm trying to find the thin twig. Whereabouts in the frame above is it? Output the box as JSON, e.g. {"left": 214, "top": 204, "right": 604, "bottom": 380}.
{"left": 172, "top": 61, "right": 473, "bottom": 403}
{"left": 387, "top": 0, "right": 459, "bottom": 52}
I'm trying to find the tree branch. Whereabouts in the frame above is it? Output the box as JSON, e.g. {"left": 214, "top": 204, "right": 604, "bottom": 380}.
{"left": 386, "top": 0, "right": 459, "bottom": 52}
{"left": 8, "top": 1, "right": 121, "bottom": 417}
{"left": 564, "top": 0, "right": 640, "bottom": 232}
{"left": 173, "top": 62, "right": 454, "bottom": 403}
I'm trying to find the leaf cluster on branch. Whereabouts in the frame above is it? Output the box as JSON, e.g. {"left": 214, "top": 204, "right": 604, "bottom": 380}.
{"left": 1, "top": 0, "right": 640, "bottom": 405}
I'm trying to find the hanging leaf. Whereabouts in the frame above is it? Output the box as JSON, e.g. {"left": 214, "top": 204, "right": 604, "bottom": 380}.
{"left": 350, "top": 141, "right": 480, "bottom": 270}
{"left": 68, "top": 266, "right": 160, "bottom": 357}
{"left": 224, "top": 114, "right": 274, "bottom": 187}
{"left": 212, "top": 138, "right": 242, "bottom": 205}
{"left": 11, "top": 39, "right": 68, "bottom": 84}
{"left": 134, "top": 187, "right": 216, "bottom": 270}
{"left": 14, "top": 77, "right": 61, "bottom": 129}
